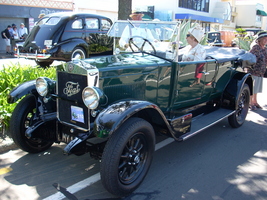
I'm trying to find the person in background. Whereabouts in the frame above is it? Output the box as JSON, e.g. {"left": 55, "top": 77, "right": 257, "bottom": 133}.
{"left": 248, "top": 31, "right": 267, "bottom": 110}
{"left": 38, "top": 13, "right": 45, "bottom": 19}
{"left": 119, "top": 11, "right": 157, "bottom": 49}
{"left": 182, "top": 24, "right": 206, "bottom": 87}
{"left": 18, "top": 23, "right": 28, "bottom": 40}
{"left": 129, "top": 11, "right": 144, "bottom": 21}
{"left": 1, "top": 25, "right": 12, "bottom": 54}
{"left": 12, "top": 25, "right": 19, "bottom": 50}
{"left": 10, "top": 24, "right": 18, "bottom": 53}
{"left": 9, "top": 24, "right": 15, "bottom": 39}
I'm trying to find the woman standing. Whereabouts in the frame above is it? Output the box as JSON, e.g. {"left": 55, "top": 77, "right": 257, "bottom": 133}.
{"left": 248, "top": 31, "right": 267, "bottom": 110}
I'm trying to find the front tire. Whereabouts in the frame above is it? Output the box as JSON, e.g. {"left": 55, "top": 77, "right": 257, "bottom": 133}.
{"left": 100, "top": 117, "right": 155, "bottom": 197}
{"left": 10, "top": 95, "right": 54, "bottom": 153}
{"left": 228, "top": 83, "right": 250, "bottom": 128}
{"left": 36, "top": 61, "right": 53, "bottom": 68}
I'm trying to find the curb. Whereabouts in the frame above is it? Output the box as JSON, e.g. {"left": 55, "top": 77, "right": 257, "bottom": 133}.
{"left": 0, "top": 137, "right": 17, "bottom": 154}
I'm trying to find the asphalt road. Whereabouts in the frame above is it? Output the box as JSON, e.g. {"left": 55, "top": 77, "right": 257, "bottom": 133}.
{"left": 0, "top": 60, "right": 267, "bottom": 200}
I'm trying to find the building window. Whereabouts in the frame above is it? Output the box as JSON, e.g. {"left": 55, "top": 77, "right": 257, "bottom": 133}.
{"left": 179, "top": 0, "right": 209, "bottom": 12}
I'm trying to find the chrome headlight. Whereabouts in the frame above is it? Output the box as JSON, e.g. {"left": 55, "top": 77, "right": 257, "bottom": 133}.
{"left": 36, "top": 77, "right": 54, "bottom": 96}
{"left": 82, "top": 87, "right": 104, "bottom": 109}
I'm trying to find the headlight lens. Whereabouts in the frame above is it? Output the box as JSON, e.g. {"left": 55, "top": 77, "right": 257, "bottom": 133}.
{"left": 82, "top": 87, "right": 103, "bottom": 109}
{"left": 36, "top": 77, "right": 53, "bottom": 96}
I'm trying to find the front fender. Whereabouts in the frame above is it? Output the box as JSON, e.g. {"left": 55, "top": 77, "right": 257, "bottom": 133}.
{"left": 222, "top": 72, "right": 253, "bottom": 109}
{"left": 93, "top": 100, "right": 173, "bottom": 138}
{"left": 7, "top": 80, "right": 37, "bottom": 103}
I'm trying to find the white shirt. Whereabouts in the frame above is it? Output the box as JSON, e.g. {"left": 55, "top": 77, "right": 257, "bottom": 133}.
{"left": 119, "top": 25, "right": 156, "bottom": 48}
{"left": 182, "top": 43, "right": 206, "bottom": 61}
{"left": 18, "top": 27, "right": 28, "bottom": 38}
{"left": 12, "top": 29, "right": 19, "bottom": 39}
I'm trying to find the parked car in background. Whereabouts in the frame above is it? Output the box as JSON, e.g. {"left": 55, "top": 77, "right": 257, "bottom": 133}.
{"left": 8, "top": 20, "right": 254, "bottom": 197}
{"left": 15, "top": 12, "right": 113, "bottom": 68}
{"left": 243, "top": 28, "right": 263, "bottom": 36}
{"left": 207, "top": 30, "right": 236, "bottom": 47}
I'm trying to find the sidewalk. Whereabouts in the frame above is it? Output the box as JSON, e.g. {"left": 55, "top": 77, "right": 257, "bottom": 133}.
{"left": 0, "top": 52, "right": 15, "bottom": 59}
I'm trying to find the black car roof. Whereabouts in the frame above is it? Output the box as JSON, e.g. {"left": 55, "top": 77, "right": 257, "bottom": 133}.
{"left": 45, "top": 12, "right": 111, "bottom": 19}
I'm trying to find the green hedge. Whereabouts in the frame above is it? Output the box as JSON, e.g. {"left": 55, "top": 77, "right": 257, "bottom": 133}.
{"left": 0, "top": 63, "right": 56, "bottom": 137}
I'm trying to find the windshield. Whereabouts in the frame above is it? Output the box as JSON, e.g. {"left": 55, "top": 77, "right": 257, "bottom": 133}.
{"left": 108, "top": 20, "right": 180, "bottom": 57}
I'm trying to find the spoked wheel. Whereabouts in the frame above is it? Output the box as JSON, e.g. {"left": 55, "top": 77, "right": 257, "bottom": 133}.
{"left": 10, "top": 95, "right": 54, "bottom": 153}
{"left": 129, "top": 36, "right": 156, "bottom": 54}
{"left": 228, "top": 83, "right": 250, "bottom": 128}
{"left": 100, "top": 117, "right": 155, "bottom": 197}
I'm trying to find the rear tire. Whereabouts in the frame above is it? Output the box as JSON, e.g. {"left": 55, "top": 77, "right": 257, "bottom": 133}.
{"left": 228, "top": 83, "right": 250, "bottom": 128}
{"left": 71, "top": 47, "right": 86, "bottom": 60}
{"left": 10, "top": 95, "right": 54, "bottom": 153}
{"left": 100, "top": 117, "right": 155, "bottom": 197}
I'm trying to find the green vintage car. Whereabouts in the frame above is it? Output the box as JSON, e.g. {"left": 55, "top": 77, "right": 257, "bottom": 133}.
{"left": 8, "top": 20, "right": 254, "bottom": 197}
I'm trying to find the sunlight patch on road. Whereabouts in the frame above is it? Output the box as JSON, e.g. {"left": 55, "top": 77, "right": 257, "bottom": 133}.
{"left": 228, "top": 150, "right": 267, "bottom": 197}
{"left": 0, "top": 167, "right": 12, "bottom": 175}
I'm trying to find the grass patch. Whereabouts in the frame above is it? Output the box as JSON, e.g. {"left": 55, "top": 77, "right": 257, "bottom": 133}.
{"left": 0, "top": 63, "right": 56, "bottom": 137}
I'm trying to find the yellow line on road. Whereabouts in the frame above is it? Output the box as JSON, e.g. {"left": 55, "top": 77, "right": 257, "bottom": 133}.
{"left": 0, "top": 167, "right": 12, "bottom": 175}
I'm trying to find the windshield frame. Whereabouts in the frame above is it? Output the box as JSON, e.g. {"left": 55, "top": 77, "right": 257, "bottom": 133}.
{"left": 107, "top": 20, "right": 181, "bottom": 61}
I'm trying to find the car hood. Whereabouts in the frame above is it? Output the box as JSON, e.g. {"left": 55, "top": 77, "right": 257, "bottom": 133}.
{"left": 78, "top": 53, "right": 171, "bottom": 70}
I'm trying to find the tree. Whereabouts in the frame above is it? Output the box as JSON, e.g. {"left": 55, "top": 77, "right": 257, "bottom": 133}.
{"left": 118, "top": 0, "right": 132, "bottom": 20}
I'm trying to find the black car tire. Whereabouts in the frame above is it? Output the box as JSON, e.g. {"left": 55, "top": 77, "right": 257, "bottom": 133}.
{"left": 100, "top": 117, "right": 155, "bottom": 197}
{"left": 228, "top": 83, "right": 250, "bottom": 128}
{"left": 71, "top": 47, "right": 86, "bottom": 60}
{"left": 36, "top": 61, "right": 53, "bottom": 68}
{"left": 10, "top": 95, "right": 54, "bottom": 153}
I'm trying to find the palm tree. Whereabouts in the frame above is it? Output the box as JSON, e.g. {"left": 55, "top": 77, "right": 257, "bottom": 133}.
{"left": 118, "top": 0, "right": 132, "bottom": 20}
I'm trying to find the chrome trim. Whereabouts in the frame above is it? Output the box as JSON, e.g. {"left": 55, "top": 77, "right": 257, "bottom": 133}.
{"left": 59, "top": 121, "right": 90, "bottom": 132}
{"left": 181, "top": 110, "right": 235, "bottom": 141}
{"left": 15, "top": 53, "right": 51, "bottom": 60}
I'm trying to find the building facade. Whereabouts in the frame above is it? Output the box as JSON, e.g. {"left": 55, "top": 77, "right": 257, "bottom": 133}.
{"left": 0, "top": 0, "right": 73, "bottom": 52}
{"left": 1, "top": 0, "right": 267, "bottom": 53}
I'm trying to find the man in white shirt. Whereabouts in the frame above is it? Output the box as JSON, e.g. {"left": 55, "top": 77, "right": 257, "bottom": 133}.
{"left": 18, "top": 23, "right": 28, "bottom": 40}
{"left": 119, "top": 11, "right": 157, "bottom": 51}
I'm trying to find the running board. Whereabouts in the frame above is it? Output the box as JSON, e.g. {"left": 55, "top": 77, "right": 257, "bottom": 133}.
{"left": 179, "top": 108, "right": 235, "bottom": 141}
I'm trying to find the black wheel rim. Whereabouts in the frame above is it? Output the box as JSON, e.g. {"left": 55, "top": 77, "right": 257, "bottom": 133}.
{"left": 118, "top": 132, "right": 148, "bottom": 185}
{"left": 236, "top": 90, "right": 249, "bottom": 124}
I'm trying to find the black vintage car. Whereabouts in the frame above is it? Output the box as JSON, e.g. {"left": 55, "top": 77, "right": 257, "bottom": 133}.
{"left": 15, "top": 12, "right": 113, "bottom": 68}
{"left": 8, "top": 20, "right": 255, "bottom": 197}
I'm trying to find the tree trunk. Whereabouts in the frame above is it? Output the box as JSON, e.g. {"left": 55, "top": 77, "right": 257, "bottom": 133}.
{"left": 118, "top": 0, "right": 132, "bottom": 20}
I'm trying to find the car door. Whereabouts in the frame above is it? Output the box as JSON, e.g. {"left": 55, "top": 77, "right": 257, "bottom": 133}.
{"left": 173, "top": 60, "right": 207, "bottom": 108}
{"left": 85, "top": 17, "right": 113, "bottom": 55}
{"left": 61, "top": 17, "right": 85, "bottom": 42}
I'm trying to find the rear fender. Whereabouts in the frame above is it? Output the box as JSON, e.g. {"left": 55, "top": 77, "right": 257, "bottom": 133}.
{"left": 7, "top": 80, "right": 37, "bottom": 103}
{"left": 56, "top": 39, "right": 89, "bottom": 58}
{"left": 93, "top": 100, "right": 174, "bottom": 138}
{"left": 222, "top": 72, "right": 253, "bottom": 109}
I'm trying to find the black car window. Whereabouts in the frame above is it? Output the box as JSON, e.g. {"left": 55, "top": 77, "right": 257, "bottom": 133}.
{"left": 72, "top": 19, "right": 83, "bottom": 29}
{"left": 85, "top": 18, "right": 99, "bottom": 29}
{"left": 36, "top": 17, "right": 49, "bottom": 26}
{"left": 45, "top": 17, "right": 61, "bottom": 25}
{"left": 101, "top": 19, "right": 111, "bottom": 30}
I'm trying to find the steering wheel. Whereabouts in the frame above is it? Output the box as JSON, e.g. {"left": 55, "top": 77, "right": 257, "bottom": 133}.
{"left": 129, "top": 36, "right": 156, "bottom": 55}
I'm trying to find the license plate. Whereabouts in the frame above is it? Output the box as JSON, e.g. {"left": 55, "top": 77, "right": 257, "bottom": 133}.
{"left": 44, "top": 40, "right": 52, "bottom": 46}
{"left": 71, "top": 106, "right": 84, "bottom": 123}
